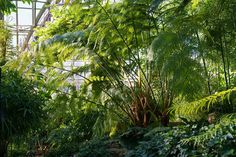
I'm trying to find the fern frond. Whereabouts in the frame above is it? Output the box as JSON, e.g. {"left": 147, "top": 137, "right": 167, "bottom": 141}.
{"left": 173, "top": 88, "right": 236, "bottom": 120}
{"left": 181, "top": 116, "right": 236, "bottom": 146}
{"left": 41, "top": 31, "right": 84, "bottom": 46}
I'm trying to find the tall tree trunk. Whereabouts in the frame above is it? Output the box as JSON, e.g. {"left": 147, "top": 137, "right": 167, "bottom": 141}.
{"left": 220, "top": 35, "right": 229, "bottom": 90}
{"left": 223, "top": 34, "right": 231, "bottom": 87}
{"left": 196, "top": 31, "right": 211, "bottom": 95}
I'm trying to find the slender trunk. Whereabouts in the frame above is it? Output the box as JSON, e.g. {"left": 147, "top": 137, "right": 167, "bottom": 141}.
{"left": 223, "top": 34, "right": 231, "bottom": 86}
{"left": 196, "top": 31, "right": 211, "bottom": 94}
{"left": 217, "top": 65, "right": 221, "bottom": 89}
{"left": 220, "top": 34, "right": 229, "bottom": 89}
{"left": 226, "top": 55, "right": 230, "bottom": 86}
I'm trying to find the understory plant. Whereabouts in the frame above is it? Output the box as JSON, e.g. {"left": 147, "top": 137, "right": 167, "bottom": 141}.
{"left": 0, "top": 70, "right": 46, "bottom": 157}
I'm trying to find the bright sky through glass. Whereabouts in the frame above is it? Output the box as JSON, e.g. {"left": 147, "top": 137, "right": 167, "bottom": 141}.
{"left": 4, "top": 0, "right": 48, "bottom": 48}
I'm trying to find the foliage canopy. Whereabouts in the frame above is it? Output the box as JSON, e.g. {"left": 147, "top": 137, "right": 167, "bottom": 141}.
{"left": 3, "top": 0, "right": 236, "bottom": 156}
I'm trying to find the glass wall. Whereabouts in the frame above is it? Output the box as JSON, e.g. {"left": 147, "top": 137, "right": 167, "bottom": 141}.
{"left": 5, "top": 0, "right": 49, "bottom": 51}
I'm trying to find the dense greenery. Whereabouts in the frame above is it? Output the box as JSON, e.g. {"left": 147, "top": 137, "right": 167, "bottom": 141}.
{"left": 0, "top": 70, "right": 46, "bottom": 157}
{"left": 0, "top": 19, "right": 46, "bottom": 157}
{"left": 75, "top": 124, "right": 236, "bottom": 157}
{"left": 1, "top": 0, "right": 236, "bottom": 156}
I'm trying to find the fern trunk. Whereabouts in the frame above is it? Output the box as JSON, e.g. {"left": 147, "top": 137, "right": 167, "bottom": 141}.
{"left": 160, "top": 113, "right": 169, "bottom": 127}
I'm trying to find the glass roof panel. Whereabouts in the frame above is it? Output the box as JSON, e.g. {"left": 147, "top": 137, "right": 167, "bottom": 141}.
{"left": 18, "top": 9, "right": 32, "bottom": 25}
{"left": 4, "top": 0, "right": 49, "bottom": 51}
{"left": 18, "top": 1, "right": 31, "bottom": 8}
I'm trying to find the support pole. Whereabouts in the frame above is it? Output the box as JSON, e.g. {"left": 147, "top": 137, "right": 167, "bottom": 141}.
{"left": 16, "top": 0, "right": 19, "bottom": 51}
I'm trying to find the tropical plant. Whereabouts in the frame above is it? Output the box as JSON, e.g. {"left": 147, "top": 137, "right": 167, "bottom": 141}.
{"left": 125, "top": 123, "right": 236, "bottom": 157}
{"left": 6, "top": 0, "right": 235, "bottom": 130}
{"left": 2, "top": 0, "right": 236, "bottom": 155}
{"left": 172, "top": 87, "right": 236, "bottom": 156}
{"left": 0, "top": 70, "right": 45, "bottom": 157}
{"left": 74, "top": 122, "right": 236, "bottom": 157}
{"left": 28, "top": 0, "right": 164, "bottom": 129}
{"left": 173, "top": 87, "right": 236, "bottom": 121}
{"left": 29, "top": 0, "right": 207, "bottom": 129}
{"left": 0, "top": 21, "right": 11, "bottom": 66}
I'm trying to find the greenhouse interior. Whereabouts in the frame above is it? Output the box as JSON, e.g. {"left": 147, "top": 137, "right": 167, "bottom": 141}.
{"left": 0, "top": 0, "right": 236, "bottom": 156}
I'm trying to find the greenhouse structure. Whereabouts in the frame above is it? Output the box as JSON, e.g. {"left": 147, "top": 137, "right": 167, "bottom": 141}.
{"left": 5, "top": 0, "right": 56, "bottom": 51}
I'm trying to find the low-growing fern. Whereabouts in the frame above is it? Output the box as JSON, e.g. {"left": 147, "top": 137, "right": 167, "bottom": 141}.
{"left": 181, "top": 115, "right": 236, "bottom": 146}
